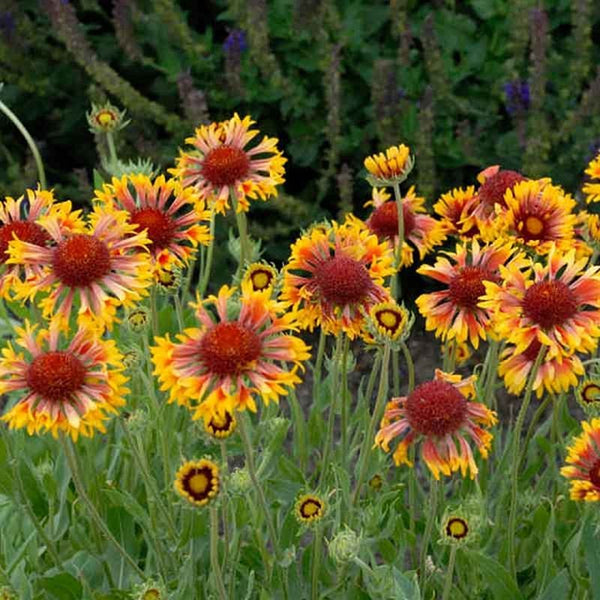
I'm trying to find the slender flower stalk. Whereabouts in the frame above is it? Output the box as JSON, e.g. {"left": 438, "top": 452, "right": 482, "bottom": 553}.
{"left": 442, "top": 545, "right": 458, "bottom": 600}
{"left": 311, "top": 524, "right": 323, "bottom": 600}
{"left": 199, "top": 208, "right": 216, "bottom": 296}
{"left": 210, "top": 506, "right": 228, "bottom": 600}
{"left": 0, "top": 98, "right": 47, "bottom": 189}
{"left": 59, "top": 435, "right": 144, "bottom": 579}
{"left": 392, "top": 182, "right": 405, "bottom": 273}
{"left": 400, "top": 340, "right": 415, "bottom": 392}
{"left": 507, "top": 345, "right": 545, "bottom": 579}
{"left": 419, "top": 478, "right": 440, "bottom": 589}
{"left": 353, "top": 342, "right": 391, "bottom": 504}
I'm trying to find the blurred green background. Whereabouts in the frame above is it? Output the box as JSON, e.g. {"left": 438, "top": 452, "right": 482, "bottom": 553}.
{"left": 1, "top": 0, "right": 599, "bottom": 260}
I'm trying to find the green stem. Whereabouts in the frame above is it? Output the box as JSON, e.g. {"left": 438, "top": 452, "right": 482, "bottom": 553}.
{"left": 1, "top": 427, "right": 62, "bottom": 568}
{"left": 311, "top": 526, "right": 323, "bottom": 600}
{"left": 419, "top": 478, "right": 440, "bottom": 590}
{"left": 199, "top": 208, "right": 216, "bottom": 297}
{"left": 0, "top": 98, "right": 47, "bottom": 189}
{"left": 392, "top": 348, "right": 401, "bottom": 397}
{"left": 219, "top": 442, "right": 230, "bottom": 571}
{"left": 352, "top": 343, "right": 391, "bottom": 504}
{"left": 318, "top": 335, "right": 344, "bottom": 488}
{"left": 340, "top": 336, "right": 350, "bottom": 469}
{"left": 392, "top": 182, "right": 405, "bottom": 276}
{"left": 518, "top": 393, "right": 553, "bottom": 471}
{"left": 232, "top": 190, "right": 251, "bottom": 272}
{"left": 174, "top": 293, "right": 185, "bottom": 331}
{"left": 105, "top": 131, "right": 118, "bottom": 165}
{"left": 289, "top": 389, "right": 308, "bottom": 472}
{"left": 59, "top": 436, "right": 144, "bottom": 579}
{"left": 210, "top": 507, "right": 228, "bottom": 600}
{"left": 400, "top": 340, "right": 415, "bottom": 393}
{"left": 312, "top": 329, "right": 327, "bottom": 398}
{"left": 481, "top": 340, "right": 500, "bottom": 410}
{"left": 236, "top": 413, "right": 279, "bottom": 564}
{"left": 442, "top": 546, "right": 458, "bottom": 600}
{"left": 507, "top": 345, "right": 545, "bottom": 580}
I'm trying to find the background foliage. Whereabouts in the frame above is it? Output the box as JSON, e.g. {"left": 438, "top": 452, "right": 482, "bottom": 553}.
{"left": 0, "top": 0, "right": 599, "bottom": 259}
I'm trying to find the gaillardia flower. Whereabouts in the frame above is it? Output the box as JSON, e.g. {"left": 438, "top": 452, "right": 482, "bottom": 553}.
{"left": 295, "top": 493, "right": 326, "bottom": 524}
{"left": 241, "top": 262, "right": 278, "bottom": 294}
{"left": 433, "top": 186, "right": 480, "bottom": 240}
{"left": 473, "top": 165, "right": 526, "bottom": 224}
{"left": 583, "top": 151, "right": 600, "bottom": 204}
{"left": 174, "top": 458, "right": 220, "bottom": 506}
{"left": 442, "top": 516, "right": 471, "bottom": 544}
{"left": 7, "top": 206, "right": 153, "bottom": 331}
{"left": 363, "top": 300, "right": 412, "bottom": 346}
{"left": 500, "top": 179, "right": 577, "bottom": 254}
{"left": 0, "top": 321, "right": 128, "bottom": 440}
{"left": 561, "top": 419, "right": 600, "bottom": 501}
{"left": 281, "top": 217, "right": 394, "bottom": 338}
{"left": 0, "top": 188, "right": 83, "bottom": 298}
{"left": 480, "top": 246, "right": 600, "bottom": 359}
{"left": 203, "top": 408, "right": 237, "bottom": 439}
{"left": 152, "top": 285, "right": 310, "bottom": 418}
{"left": 171, "top": 113, "right": 286, "bottom": 214}
{"left": 365, "top": 187, "right": 446, "bottom": 267}
{"left": 364, "top": 144, "right": 414, "bottom": 187}
{"left": 577, "top": 378, "right": 600, "bottom": 414}
{"left": 498, "top": 339, "right": 584, "bottom": 398}
{"left": 94, "top": 174, "right": 212, "bottom": 272}
{"left": 375, "top": 370, "right": 497, "bottom": 480}
{"left": 416, "top": 240, "right": 513, "bottom": 349}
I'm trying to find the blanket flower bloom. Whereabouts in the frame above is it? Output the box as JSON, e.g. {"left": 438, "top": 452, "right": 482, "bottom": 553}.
{"left": 433, "top": 186, "right": 480, "bottom": 240}
{"left": 364, "top": 144, "right": 414, "bottom": 187}
{"left": 0, "top": 321, "right": 128, "bottom": 440}
{"left": 152, "top": 285, "right": 310, "bottom": 419}
{"left": 561, "top": 419, "right": 600, "bottom": 501}
{"left": 7, "top": 205, "right": 153, "bottom": 331}
{"left": 416, "top": 240, "right": 513, "bottom": 349}
{"left": 473, "top": 165, "right": 526, "bottom": 225}
{"left": 281, "top": 217, "right": 394, "bottom": 338}
{"left": 171, "top": 113, "right": 286, "bottom": 214}
{"left": 375, "top": 370, "right": 497, "bottom": 479}
{"left": 365, "top": 187, "right": 446, "bottom": 268}
{"left": 498, "top": 338, "right": 584, "bottom": 398}
{"left": 583, "top": 151, "right": 600, "bottom": 204}
{"left": 480, "top": 246, "right": 600, "bottom": 359}
{"left": 0, "top": 188, "right": 83, "bottom": 298}
{"left": 94, "top": 174, "right": 212, "bottom": 273}
{"left": 500, "top": 179, "right": 577, "bottom": 254}
{"left": 174, "top": 458, "right": 220, "bottom": 506}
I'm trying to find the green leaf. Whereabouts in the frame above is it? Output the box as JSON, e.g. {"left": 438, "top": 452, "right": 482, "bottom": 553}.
{"left": 37, "top": 573, "right": 83, "bottom": 600}
{"left": 470, "top": 551, "right": 524, "bottom": 600}
{"left": 93, "top": 169, "right": 104, "bottom": 190}
{"left": 537, "top": 569, "right": 570, "bottom": 600}
{"left": 583, "top": 516, "right": 600, "bottom": 600}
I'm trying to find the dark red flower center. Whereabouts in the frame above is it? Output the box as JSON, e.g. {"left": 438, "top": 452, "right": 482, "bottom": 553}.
{"left": 130, "top": 208, "right": 176, "bottom": 250}
{"left": 201, "top": 146, "right": 250, "bottom": 188}
{"left": 314, "top": 254, "right": 372, "bottom": 306}
{"left": 519, "top": 213, "right": 547, "bottom": 241}
{"left": 367, "top": 201, "right": 416, "bottom": 240}
{"left": 479, "top": 170, "right": 526, "bottom": 209}
{"left": 448, "top": 266, "right": 494, "bottom": 310}
{"left": 26, "top": 351, "right": 86, "bottom": 403}
{"left": 182, "top": 465, "right": 217, "bottom": 501}
{"left": 405, "top": 380, "right": 467, "bottom": 437}
{"left": 198, "top": 321, "right": 262, "bottom": 376}
{"left": 0, "top": 220, "right": 51, "bottom": 264}
{"left": 53, "top": 234, "right": 112, "bottom": 288}
{"left": 581, "top": 382, "right": 600, "bottom": 404}
{"left": 589, "top": 459, "right": 600, "bottom": 488}
{"left": 522, "top": 280, "right": 578, "bottom": 330}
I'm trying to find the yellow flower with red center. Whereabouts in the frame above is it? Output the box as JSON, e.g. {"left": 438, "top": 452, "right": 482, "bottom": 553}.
{"left": 152, "top": 285, "right": 310, "bottom": 418}
{"left": 7, "top": 205, "right": 153, "bottom": 331}
{"left": 498, "top": 338, "right": 584, "bottom": 398}
{"left": 416, "top": 240, "right": 513, "bottom": 349}
{"left": 577, "top": 379, "right": 600, "bottom": 413}
{"left": 499, "top": 179, "right": 577, "bottom": 254}
{"left": 583, "top": 152, "right": 600, "bottom": 204}
{"left": 0, "top": 188, "right": 83, "bottom": 299}
{"left": 365, "top": 186, "right": 446, "bottom": 268}
{"left": 171, "top": 113, "right": 286, "bottom": 214}
{"left": 94, "top": 174, "right": 212, "bottom": 273}
{"left": 471, "top": 165, "right": 527, "bottom": 228}
{"left": 241, "top": 262, "right": 278, "bottom": 294}
{"left": 375, "top": 370, "right": 497, "bottom": 480}
{"left": 364, "top": 144, "right": 414, "bottom": 187}
{"left": 0, "top": 321, "right": 128, "bottom": 440}
{"left": 577, "top": 210, "right": 600, "bottom": 247}
{"left": 363, "top": 300, "right": 412, "bottom": 346}
{"left": 281, "top": 217, "right": 394, "bottom": 338}
{"left": 479, "top": 246, "right": 600, "bottom": 360}
{"left": 174, "top": 458, "right": 220, "bottom": 506}
{"left": 294, "top": 493, "right": 326, "bottom": 524}
{"left": 203, "top": 408, "right": 237, "bottom": 439}
{"left": 561, "top": 419, "right": 600, "bottom": 501}
{"left": 433, "top": 186, "right": 481, "bottom": 240}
